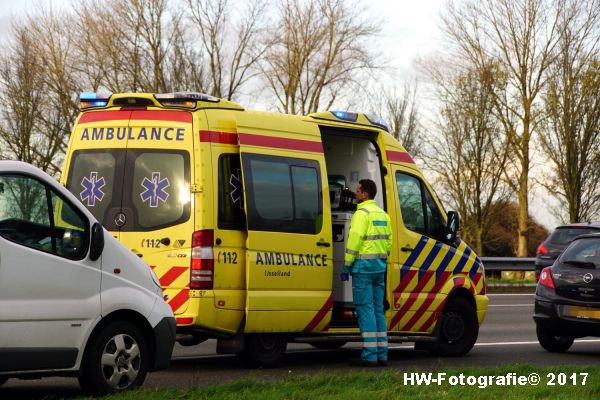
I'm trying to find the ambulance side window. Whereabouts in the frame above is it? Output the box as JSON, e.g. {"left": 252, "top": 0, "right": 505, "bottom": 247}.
{"left": 242, "top": 154, "right": 322, "bottom": 234}
{"left": 218, "top": 154, "right": 246, "bottom": 230}
{"left": 0, "top": 174, "right": 89, "bottom": 260}
{"left": 396, "top": 172, "right": 445, "bottom": 241}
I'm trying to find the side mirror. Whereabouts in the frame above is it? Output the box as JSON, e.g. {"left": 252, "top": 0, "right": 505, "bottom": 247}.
{"left": 445, "top": 211, "right": 460, "bottom": 245}
{"left": 89, "top": 223, "right": 104, "bottom": 261}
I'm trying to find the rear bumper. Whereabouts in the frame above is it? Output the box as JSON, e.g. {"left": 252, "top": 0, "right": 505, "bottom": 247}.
{"left": 533, "top": 293, "right": 600, "bottom": 337}
{"left": 151, "top": 317, "right": 176, "bottom": 371}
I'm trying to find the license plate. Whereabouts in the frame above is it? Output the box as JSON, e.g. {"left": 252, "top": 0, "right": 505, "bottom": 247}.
{"left": 564, "top": 306, "right": 600, "bottom": 320}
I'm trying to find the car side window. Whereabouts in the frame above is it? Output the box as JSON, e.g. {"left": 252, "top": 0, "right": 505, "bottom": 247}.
{"left": 0, "top": 174, "right": 89, "bottom": 260}
{"left": 396, "top": 171, "right": 445, "bottom": 241}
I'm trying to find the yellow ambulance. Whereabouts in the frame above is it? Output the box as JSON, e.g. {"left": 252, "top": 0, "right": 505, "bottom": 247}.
{"left": 61, "top": 92, "right": 488, "bottom": 367}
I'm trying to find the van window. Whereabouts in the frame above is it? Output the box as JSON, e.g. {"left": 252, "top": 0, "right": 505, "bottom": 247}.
{"left": 218, "top": 154, "right": 246, "bottom": 230}
{"left": 0, "top": 174, "right": 89, "bottom": 260}
{"left": 396, "top": 172, "right": 445, "bottom": 241}
{"left": 242, "top": 154, "right": 322, "bottom": 234}
{"left": 132, "top": 152, "right": 189, "bottom": 229}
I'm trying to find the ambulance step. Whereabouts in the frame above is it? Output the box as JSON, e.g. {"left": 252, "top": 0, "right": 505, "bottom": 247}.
{"left": 292, "top": 335, "right": 437, "bottom": 344}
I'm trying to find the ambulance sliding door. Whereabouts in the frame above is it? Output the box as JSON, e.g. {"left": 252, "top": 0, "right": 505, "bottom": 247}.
{"left": 237, "top": 121, "right": 333, "bottom": 333}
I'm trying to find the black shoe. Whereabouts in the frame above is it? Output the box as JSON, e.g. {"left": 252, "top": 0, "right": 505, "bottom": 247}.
{"left": 350, "top": 358, "right": 378, "bottom": 367}
{"left": 378, "top": 359, "right": 388, "bottom": 367}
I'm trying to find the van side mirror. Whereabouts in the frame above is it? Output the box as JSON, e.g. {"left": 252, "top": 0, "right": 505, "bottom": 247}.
{"left": 89, "top": 223, "right": 104, "bottom": 261}
{"left": 445, "top": 211, "right": 460, "bottom": 245}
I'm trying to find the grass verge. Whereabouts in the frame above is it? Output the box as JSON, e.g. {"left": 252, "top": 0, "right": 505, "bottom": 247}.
{"left": 91, "top": 365, "right": 598, "bottom": 400}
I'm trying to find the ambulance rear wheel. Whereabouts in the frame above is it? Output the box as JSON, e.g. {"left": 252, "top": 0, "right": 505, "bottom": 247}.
{"left": 236, "top": 334, "right": 287, "bottom": 368}
{"left": 309, "top": 341, "right": 347, "bottom": 350}
{"left": 429, "top": 296, "right": 478, "bottom": 357}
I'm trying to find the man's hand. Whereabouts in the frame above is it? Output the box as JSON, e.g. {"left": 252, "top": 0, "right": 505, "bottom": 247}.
{"left": 340, "top": 273, "right": 349, "bottom": 282}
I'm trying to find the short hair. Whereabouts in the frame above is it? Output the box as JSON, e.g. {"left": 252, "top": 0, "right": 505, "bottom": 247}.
{"left": 358, "top": 179, "right": 377, "bottom": 199}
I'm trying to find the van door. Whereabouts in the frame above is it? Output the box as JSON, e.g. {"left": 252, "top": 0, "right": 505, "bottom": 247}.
{"left": 388, "top": 165, "right": 460, "bottom": 334}
{"left": 237, "top": 120, "right": 333, "bottom": 332}
{"left": 0, "top": 173, "right": 100, "bottom": 371}
{"left": 117, "top": 110, "right": 196, "bottom": 315}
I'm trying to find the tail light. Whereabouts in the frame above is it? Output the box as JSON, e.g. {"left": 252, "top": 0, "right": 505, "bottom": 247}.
{"left": 536, "top": 242, "right": 548, "bottom": 256}
{"left": 538, "top": 267, "right": 555, "bottom": 289}
{"left": 190, "top": 230, "right": 214, "bottom": 289}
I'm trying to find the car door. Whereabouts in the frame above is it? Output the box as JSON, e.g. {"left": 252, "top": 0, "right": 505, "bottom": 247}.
{"left": 236, "top": 115, "right": 333, "bottom": 333}
{"left": 0, "top": 173, "right": 100, "bottom": 372}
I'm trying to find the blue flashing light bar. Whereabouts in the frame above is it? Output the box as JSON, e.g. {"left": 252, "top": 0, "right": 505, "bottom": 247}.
{"left": 331, "top": 111, "right": 358, "bottom": 122}
{"left": 365, "top": 114, "right": 390, "bottom": 132}
{"left": 80, "top": 92, "right": 110, "bottom": 108}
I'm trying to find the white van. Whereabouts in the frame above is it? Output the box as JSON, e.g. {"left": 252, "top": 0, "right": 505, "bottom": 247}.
{"left": 0, "top": 161, "right": 175, "bottom": 394}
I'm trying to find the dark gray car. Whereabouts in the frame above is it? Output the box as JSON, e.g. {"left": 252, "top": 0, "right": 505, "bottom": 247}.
{"left": 534, "top": 233, "right": 600, "bottom": 352}
{"left": 535, "top": 223, "right": 600, "bottom": 279}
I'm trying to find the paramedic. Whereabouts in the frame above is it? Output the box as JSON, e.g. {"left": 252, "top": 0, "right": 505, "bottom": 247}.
{"left": 341, "top": 179, "right": 392, "bottom": 367}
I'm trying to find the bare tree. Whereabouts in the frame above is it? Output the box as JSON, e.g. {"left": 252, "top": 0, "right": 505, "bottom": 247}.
{"left": 442, "top": 0, "right": 562, "bottom": 256}
{"left": 262, "top": 0, "right": 380, "bottom": 114}
{"left": 425, "top": 65, "right": 511, "bottom": 255}
{"left": 538, "top": 0, "right": 600, "bottom": 222}
{"left": 186, "top": 0, "right": 268, "bottom": 100}
{"left": 368, "top": 82, "right": 421, "bottom": 158}
{"left": 0, "top": 24, "right": 64, "bottom": 174}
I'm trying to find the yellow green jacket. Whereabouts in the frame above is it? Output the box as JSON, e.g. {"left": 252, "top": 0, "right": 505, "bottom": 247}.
{"left": 343, "top": 199, "right": 392, "bottom": 274}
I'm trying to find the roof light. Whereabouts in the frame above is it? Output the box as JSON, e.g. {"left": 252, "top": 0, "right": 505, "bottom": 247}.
{"left": 79, "top": 92, "right": 111, "bottom": 108}
{"left": 365, "top": 114, "right": 390, "bottom": 131}
{"left": 331, "top": 111, "right": 358, "bottom": 122}
{"left": 155, "top": 92, "right": 220, "bottom": 106}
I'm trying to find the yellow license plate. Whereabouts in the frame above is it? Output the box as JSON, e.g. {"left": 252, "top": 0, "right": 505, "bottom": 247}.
{"left": 564, "top": 306, "right": 600, "bottom": 320}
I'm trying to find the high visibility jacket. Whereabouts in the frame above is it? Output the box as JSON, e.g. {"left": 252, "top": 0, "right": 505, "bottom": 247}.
{"left": 343, "top": 199, "right": 392, "bottom": 274}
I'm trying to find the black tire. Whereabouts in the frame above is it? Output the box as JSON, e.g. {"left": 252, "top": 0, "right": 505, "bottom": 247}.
{"left": 236, "top": 334, "right": 287, "bottom": 368}
{"left": 78, "top": 321, "right": 149, "bottom": 395}
{"left": 536, "top": 325, "right": 574, "bottom": 353}
{"left": 309, "top": 341, "right": 347, "bottom": 350}
{"left": 428, "top": 296, "right": 478, "bottom": 357}
{"left": 0, "top": 377, "right": 8, "bottom": 386}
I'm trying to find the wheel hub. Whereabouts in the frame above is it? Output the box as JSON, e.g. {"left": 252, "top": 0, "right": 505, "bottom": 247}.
{"left": 442, "top": 311, "right": 465, "bottom": 342}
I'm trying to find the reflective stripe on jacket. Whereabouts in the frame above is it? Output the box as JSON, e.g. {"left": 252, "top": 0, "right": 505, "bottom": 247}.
{"left": 343, "top": 199, "right": 393, "bottom": 274}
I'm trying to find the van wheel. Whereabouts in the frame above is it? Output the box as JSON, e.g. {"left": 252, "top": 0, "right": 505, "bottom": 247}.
{"left": 236, "top": 334, "right": 287, "bottom": 368}
{"left": 428, "top": 297, "right": 478, "bottom": 357}
{"left": 0, "top": 377, "right": 8, "bottom": 386}
{"left": 309, "top": 341, "right": 347, "bottom": 350}
{"left": 79, "top": 321, "right": 149, "bottom": 394}
{"left": 536, "top": 325, "right": 573, "bottom": 353}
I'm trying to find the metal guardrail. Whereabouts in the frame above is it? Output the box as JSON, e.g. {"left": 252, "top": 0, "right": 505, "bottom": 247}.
{"left": 480, "top": 257, "right": 536, "bottom": 272}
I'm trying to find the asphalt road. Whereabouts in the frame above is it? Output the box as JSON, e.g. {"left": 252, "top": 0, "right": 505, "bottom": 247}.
{"left": 2, "top": 293, "right": 600, "bottom": 399}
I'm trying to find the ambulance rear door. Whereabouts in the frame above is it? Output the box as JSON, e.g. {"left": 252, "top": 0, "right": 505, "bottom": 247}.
{"left": 236, "top": 114, "right": 333, "bottom": 333}
{"left": 116, "top": 110, "right": 196, "bottom": 316}
{"left": 64, "top": 110, "right": 132, "bottom": 241}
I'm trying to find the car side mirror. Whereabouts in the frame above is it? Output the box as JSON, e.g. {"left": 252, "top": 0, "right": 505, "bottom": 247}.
{"left": 445, "top": 211, "right": 460, "bottom": 245}
{"left": 89, "top": 223, "right": 104, "bottom": 261}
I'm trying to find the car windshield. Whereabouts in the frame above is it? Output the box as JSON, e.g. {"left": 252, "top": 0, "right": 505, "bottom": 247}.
{"left": 548, "top": 227, "right": 600, "bottom": 245}
{"left": 560, "top": 238, "right": 600, "bottom": 269}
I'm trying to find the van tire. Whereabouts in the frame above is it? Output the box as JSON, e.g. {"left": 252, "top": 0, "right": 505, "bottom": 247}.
{"left": 236, "top": 334, "right": 287, "bottom": 368}
{"left": 79, "top": 321, "right": 149, "bottom": 394}
{"left": 309, "top": 341, "right": 347, "bottom": 350}
{"left": 536, "top": 325, "right": 573, "bottom": 353}
{"left": 0, "top": 377, "right": 8, "bottom": 386}
{"left": 428, "top": 297, "right": 478, "bottom": 357}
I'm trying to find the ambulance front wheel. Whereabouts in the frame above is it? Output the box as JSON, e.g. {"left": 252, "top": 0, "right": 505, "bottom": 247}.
{"left": 429, "top": 296, "right": 478, "bottom": 357}
{"left": 236, "top": 334, "right": 287, "bottom": 368}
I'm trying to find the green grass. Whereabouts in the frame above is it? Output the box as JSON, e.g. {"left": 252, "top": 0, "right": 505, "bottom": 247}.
{"left": 88, "top": 365, "right": 599, "bottom": 400}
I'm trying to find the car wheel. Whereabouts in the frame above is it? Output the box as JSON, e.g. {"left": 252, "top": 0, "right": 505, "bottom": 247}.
{"left": 428, "top": 296, "right": 479, "bottom": 357}
{"left": 309, "top": 341, "right": 347, "bottom": 350}
{"left": 236, "top": 333, "right": 287, "bottom": 368}
{"left": 79, "top": 321, "right": 149, "bottom": 394}
{"left": 0, "top": 377, "right": 8, "bottom": 386}
{"left": 536, "top": 325, "right": 574, "bottom": 353}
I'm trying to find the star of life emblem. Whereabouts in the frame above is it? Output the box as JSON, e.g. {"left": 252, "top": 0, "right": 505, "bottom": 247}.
{"left": 140, "top": 172, "right": 170, "bottom": 208}
{"left": 80, "top": 171, "right": 106, "bottom": 207}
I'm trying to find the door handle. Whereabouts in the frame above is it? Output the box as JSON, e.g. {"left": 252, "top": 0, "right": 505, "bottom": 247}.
{"left": 317, "top": 241, "right": 331, "bottom": 247}
{"left": 401, "top": 246, "right": 414, "bottom": 252}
